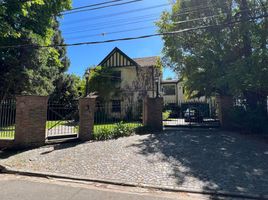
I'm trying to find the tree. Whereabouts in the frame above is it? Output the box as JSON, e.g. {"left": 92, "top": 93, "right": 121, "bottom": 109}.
{"left": 86, "top": 66, "right": 121, "bottom": 102}
{"left": 0, "top": 0, "right": 71, "bottom": 101}
{"left": 157, "top": 0, "right": 268, "bottom": 107}
{"left": 49, "top": 74, "right": 85, "bottom": 104}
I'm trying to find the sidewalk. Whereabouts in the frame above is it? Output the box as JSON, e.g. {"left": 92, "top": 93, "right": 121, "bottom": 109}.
{"left": 1, "top": 130, "right": 268, "bottom": 198}
{"left": 0, "top": 174, "right": 208, "bottom": 200}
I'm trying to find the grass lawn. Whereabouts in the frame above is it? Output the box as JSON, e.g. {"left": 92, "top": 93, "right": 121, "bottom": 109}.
{"left": 46, "top": 120, "right": 79, "bottom": 129}
{"left": 0, "top": 125, "right": 15, "bottom": 140}
{"left": 0, "top": 121, "right": 142, "bottom": 140}
{"left": 93, "top": 122, "right": 142, "bottom": 132}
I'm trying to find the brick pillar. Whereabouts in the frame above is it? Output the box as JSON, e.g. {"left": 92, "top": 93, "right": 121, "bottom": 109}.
{"left": 79, "top": 97, "right": 96, "bottom": 141}
{"left": 143, "top": 97, "right": 163, "bottom": 131}
{"left": 216, "top": 95, "right": 233, "bottom": 129}
{"left": 14, "top": 95, "right": 48, "bottom": 148}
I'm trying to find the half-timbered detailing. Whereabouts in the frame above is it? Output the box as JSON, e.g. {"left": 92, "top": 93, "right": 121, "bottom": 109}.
{"left": 94, "top": 47, "right": 162, "bottom": 119}
{"left": 99, "top": 47, "right": 139, "bottom": 68}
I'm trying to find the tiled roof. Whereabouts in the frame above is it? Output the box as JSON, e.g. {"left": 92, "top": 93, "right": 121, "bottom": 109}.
{"left": 133, "top": 56, "right": 159, "bottom": 67}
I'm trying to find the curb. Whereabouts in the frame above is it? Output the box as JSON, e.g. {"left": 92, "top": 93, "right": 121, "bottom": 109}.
{"left": 1, "top": 165, "right": 267, "bottom": 200}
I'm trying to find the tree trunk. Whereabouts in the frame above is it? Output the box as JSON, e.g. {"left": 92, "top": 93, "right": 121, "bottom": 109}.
{"left": 216, "top": 95, "right": 233, "bottom": 130}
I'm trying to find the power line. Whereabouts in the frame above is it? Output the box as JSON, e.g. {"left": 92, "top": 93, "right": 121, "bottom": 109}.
{"left": 61, "top": 4, "right": 266, "bottom": 36}
{"left": 61, "top": 1, "right": 229, "bottom": 27}
{"left": 60, "top": 4, "right": 223, "bottom": 32}
{"left": 62, "top": 14, "right": 157, "bottom": 32}
{"left": 60, "top": 2, "right": 230, "bottom": 32}
{"left": 61, "top": 3, "right": 170, "bottom": 26}
{"left": 65, "top": 26, "right": 154, "bottom": 40}
{"left": 63, "top": 18, "right": 157, "bottom": 35}
{"left": 63, "top": 13, "right": 224, "bottom": 39}
{"left": 62, "top": 0, "right": 143, "bottom": 16}
{"left": 1, "top": 13, "right": 267, "bottom": 49}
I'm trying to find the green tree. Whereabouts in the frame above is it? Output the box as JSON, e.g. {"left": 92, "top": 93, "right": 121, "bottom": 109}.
{"left": 86, "top": 66, "right": 121, "bottom": 102}
{"left": 50, "top": 74, "right": 85, "bottom": 104}
{"left": 0, "top": 0, "right": 71, "bottom": 101}
{"left": 157, "top": 0, "right": 268, "bottom": 107}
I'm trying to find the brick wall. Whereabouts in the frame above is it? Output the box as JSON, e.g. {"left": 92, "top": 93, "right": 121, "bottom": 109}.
{"left": 143, "top": 97, "right": 163, "bottom": 131}
{"left": 79, "top": 97, "right": 96, "bottom": 141}
{"left": 14, "top": 95, "right": 48, "bottom": 148}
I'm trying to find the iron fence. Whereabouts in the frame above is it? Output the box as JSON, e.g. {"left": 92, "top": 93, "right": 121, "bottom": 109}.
{"left": 163, "top": 99, "right": 220, "bottom": 128}
{"left": 94, "top": 101, "right": 143, "bottom": 133}
{"left": 46, "top": 101, "right": 79, "bottom": 140}
{"left": 0, "top": 99, "right": 16, "bottom": 140}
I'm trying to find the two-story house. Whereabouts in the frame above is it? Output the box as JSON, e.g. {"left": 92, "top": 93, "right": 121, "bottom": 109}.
{"left": 93, "top": 47, "right": 161, "bottom": 119}
{"left": 161, "top": 79, "right": 185, "bottom": 105}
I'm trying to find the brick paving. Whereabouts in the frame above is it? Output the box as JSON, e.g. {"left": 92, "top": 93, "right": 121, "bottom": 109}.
{"left": 1, "top": 130, "right": 268, "bottom": 196}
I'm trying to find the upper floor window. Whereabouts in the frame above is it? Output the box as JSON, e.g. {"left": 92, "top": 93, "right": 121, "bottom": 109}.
{"left": 111, "top": 71, "right": 121, "bottom": 82}
{"left": 163, "top": 85, "right": 176, "bottom": 95}
{"left": 111, "top": 71, "right": 121, "bottom": 89}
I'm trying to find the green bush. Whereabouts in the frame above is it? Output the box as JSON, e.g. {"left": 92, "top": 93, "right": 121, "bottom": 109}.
{"left": 113, "top": 122, "right": 133, "bottom": 138}
{"left": 229, "top": 106, "right": 268, "bottom": 134}
{"left": 163, "top": 110, "right": 171, "bottom": 120}
{"left": 93, "top": 128, "right": 114, "bottom": 140}
{"left": 93, "top": 122, "right": 136, "bottom": 141}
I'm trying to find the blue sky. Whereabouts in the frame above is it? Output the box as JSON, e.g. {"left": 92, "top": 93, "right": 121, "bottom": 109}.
{"left": 60, "top": 0, "right": 177, "bottom": 79}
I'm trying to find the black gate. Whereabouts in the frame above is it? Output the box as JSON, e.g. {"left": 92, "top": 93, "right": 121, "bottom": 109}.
{"left": 0, "top": 99, "right": 16, "bottom": 140}
{"left": 46, "top": 101, "right": 79, "bottom": 140}
{"left": 163, "top": 100, "right": 220, "bottom": 128}
{"left": 94, "top": 100, "right": 143, "bottom": 134}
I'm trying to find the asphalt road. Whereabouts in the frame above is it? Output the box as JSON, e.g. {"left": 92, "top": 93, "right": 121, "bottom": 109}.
{"left": 0, "top": 175, "right": 210, "bottom": 200}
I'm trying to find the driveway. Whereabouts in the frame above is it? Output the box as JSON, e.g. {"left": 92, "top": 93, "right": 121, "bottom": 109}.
{"left": 0, "top": 130, "right": 267, "bottom": 197}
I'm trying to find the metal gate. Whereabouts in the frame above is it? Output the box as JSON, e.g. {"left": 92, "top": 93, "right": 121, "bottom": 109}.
{"left": 46, "top": 101, "right": 79, "bottom": 140}
{"left": 94, "top": 100, "right": 143, "bottom": 134}
{"left": 0, "top": 99, "right": 16, "bottom": 140}
{"left": 163, "top": 100, "right": 220, "bottom": 128}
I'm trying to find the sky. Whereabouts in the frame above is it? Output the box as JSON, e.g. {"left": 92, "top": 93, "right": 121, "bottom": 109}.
{"left": 59, "top": 0, "right": 177, "bottom": 79}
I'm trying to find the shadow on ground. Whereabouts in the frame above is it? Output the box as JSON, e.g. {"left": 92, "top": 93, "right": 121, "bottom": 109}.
{"left": 129, "top": 130, "right": 268, "bottom": 198}
{"left": 0, "top": 140, "right": 82, "bottom": 159}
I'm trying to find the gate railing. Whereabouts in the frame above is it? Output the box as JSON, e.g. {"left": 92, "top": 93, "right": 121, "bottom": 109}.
{"left": 94, "top": 101, "right": 143, "bottom": 133}
{"left": 163, "top": 99, "right": 220, "bottom": 128}
{"left": 46, "top": 101, "right": 79, "bottom": 140}
{"left": 0, "top": 99, "right": 16, "bottom": 140}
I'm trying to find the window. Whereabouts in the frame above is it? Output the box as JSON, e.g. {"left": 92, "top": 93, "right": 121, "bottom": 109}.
{"left": 112, "top": 100, "right": 121, "bottom": 113}
{"left": 111, "top": 71, "right": 121, "bottom": 81}
{"left": 111, "top": 71, "right": 121, "bottom": 89}
{"left": 163, "top": 85, "right": 176, "bottom": 95}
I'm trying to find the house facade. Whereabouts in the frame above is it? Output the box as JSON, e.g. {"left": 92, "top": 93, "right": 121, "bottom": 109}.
{"left": 161, "top": 80, "right": 185, "bottom": 105}
{"left": 93, "top": 47, "right": 161, "bottom": 119}
{"left": 161, "top": 79, "right": 207, "bottom": 105}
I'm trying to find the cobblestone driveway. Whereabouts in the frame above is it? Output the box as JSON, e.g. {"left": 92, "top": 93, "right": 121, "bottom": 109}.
{"left": 1, "top": 130, "right": 268, "bottom": 196}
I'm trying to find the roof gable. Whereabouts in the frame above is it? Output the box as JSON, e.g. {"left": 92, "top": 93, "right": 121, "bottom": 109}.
{"left": 98, "top": 47, "right": 138, "bottom": 67}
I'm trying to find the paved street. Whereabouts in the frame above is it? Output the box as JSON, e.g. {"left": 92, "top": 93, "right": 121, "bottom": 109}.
{"left": 1, "top": 130, "right": 268, "bottom": 197}
{"left": 0, "top": 174, "right": 197, "bottom": 200}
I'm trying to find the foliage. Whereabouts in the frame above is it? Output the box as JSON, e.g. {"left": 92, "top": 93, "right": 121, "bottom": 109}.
{"left": 229, "top": 106, "right": 268, "bottom": 134}
{"left": 93, "top": 122, "right": 138, "bottom": 141}
{"left": 113, "top": 121, "right": 133, "bottom": 138}
{"left": 0, "top": 0, "right": 71, "bottom": 101}
{"left": 50, "top": 74, "right": 85, "bottom": 104}
{"left": 163, "top": 104, "right": 181, "bottom": 118}
{"left": 163, "top": 110, "right": 171, "bottom": 120}
{"left": 155, "top": 56, "right": 164, "bottom": 73}
{"left": 87, "top": 66, "right": 121, "bottom": 101}
{"left": 93, "top": 128, "right": 114, "bottom": 141}
{"left": 157, "top": 0, "right": 268, "bottom": 100}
